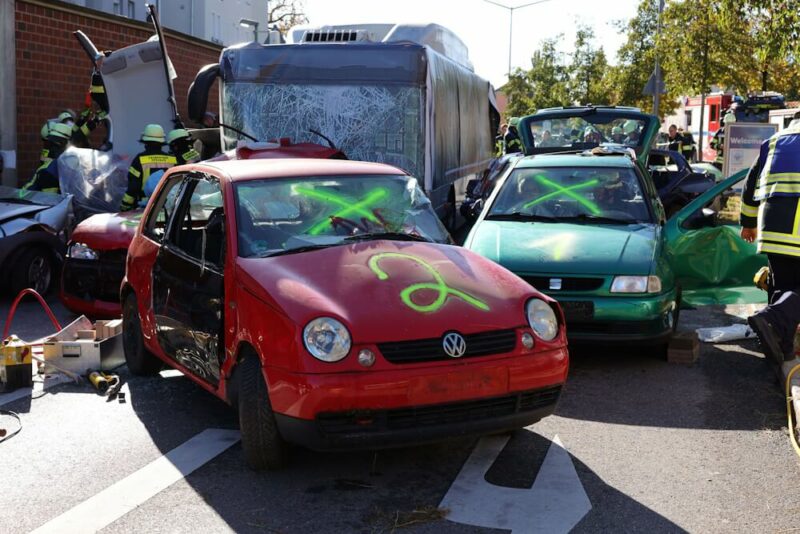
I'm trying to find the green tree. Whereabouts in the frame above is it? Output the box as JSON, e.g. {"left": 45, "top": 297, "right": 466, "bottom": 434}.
{"left": 730, "top": 0, "right": 800, "bottom": 91}
{"left": 607, "top": 0, "right": 666, "bottom": 114}
{"left": 504, "top": 37, "right": 570, "bottom": 117}
{"left": 568, "top": 26, "right": 612, "bottom": 105}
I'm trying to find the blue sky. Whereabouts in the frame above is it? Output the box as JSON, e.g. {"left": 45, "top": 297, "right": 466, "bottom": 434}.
{"left": 303, "top": 0, "right": 642, "bottom": 87}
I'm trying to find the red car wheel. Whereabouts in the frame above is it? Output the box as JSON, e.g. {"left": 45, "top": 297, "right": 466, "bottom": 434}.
{"left": 238, "top": 354, "right": 288, "bottom": 470}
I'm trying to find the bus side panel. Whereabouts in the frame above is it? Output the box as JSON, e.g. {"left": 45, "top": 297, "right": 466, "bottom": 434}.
{"left": 426, "top": 50, "right": 494, "bottom": 223}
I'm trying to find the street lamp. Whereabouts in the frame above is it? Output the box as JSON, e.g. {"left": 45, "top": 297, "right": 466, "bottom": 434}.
{"left": 239, "top": 18, "right": 260, "bottom": 42}
{"left": 483, "top": 0, "right": 557, "bottom": 77}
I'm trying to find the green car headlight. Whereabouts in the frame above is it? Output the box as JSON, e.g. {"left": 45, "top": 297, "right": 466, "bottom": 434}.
{"left": 611, "top": 275, "right": 662, "bottom": 293}
{"left": 303, "top": 317, "right": 351, "bottom": 362}
{"left": 526, "top": 299, "right": 558, "bottom": 341}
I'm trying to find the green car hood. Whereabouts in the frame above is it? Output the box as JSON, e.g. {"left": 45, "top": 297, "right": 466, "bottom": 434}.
{"left": 467, "top": 220, "right": 659, "bottom": 276}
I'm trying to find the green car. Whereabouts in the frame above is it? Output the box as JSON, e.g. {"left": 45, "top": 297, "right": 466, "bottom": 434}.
{"left": 465, "top": 106, "right": 766, "bottom": 345}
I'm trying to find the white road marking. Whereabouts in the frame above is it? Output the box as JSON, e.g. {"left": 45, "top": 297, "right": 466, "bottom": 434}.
{"left": 31, "top": 428, "right": 241, "bottom": 534}
{"left": 159, "top": 369, "right": 184, "bottom": 378}
{"left": 440, "top": 434, "right": 591, "bottom": 534}
{"left": 0, "top": 374, "right": 71, "bottom": 407}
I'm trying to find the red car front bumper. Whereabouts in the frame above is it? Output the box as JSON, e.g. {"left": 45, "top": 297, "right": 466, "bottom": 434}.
{"left": 266, "top": 347, "right": 568, "bottom": 451}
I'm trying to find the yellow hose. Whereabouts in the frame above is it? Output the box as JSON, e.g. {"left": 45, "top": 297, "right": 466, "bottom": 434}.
{"left": 786, "top": 363, "right": 800, "bottom": 457}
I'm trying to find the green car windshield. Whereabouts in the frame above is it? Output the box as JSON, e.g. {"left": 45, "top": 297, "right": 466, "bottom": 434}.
{"left": 488, "top": 167, "right": 652, "bottom": 223}
{"left": 235, "top": 175, "right": 450, "bottom": 257}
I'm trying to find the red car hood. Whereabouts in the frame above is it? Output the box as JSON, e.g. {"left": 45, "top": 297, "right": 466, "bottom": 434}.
{"left": 71, "top": 211, "right": 143, "bottom": 250}
{"left": 236, "top": 241, "right": 542, "bottom": 343}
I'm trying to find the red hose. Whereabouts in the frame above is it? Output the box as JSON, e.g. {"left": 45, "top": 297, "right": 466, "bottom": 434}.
{"left": 2, "top": 289, "right": 62, "bottom": 340}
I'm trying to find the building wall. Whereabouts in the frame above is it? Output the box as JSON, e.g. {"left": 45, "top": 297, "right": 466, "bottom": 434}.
{"left": 14, "top": 0, "right": 223, "bottom": 182}
{"left": 60, "top": 0, "right": 265, "bottom": 45}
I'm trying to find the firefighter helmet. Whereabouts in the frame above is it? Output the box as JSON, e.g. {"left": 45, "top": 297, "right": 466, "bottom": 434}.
{"left": 508, "top": 117, "right": 520, "bottom": 128}
{"left": 140, "top": 124, "right": 166, "bottom": 143}
{"left": 48, "top": 122, "right": 73, "bottom": 142}
{"left": 166, "top": 128, "right": 191, "bottom": 145}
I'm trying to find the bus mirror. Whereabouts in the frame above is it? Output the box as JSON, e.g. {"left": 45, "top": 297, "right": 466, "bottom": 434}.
{"left": 188, "top": 63, "right": 221, "bottom": 123}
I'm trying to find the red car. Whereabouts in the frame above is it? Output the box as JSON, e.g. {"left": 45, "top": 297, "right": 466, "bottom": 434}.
{"left": 60, "top": 140, "right": 344, "bottom": 318}
{"left": 122, "top": 158, "right": 568, "bottom": 469}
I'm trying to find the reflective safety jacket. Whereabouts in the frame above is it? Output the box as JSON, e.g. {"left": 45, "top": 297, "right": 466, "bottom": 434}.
{"left": 740, "top": 126, "right": 800, "bottom": 257}
{"left": 680, "top": 132, "right": 695, "bottom": 159}
{"left": 504, "top": 129, "right": 522, "bottom": 154}
{"left": 120, "top": 148, "right": 176, "bottom": 211}
{"left": 711, "top": 127, "right": 725, "bottom": 164}
{"left": 23, "top": 160, "right": 60, "bottom": 194}
{"left": 667, "top": 134, "right": 682, "bottom": 153}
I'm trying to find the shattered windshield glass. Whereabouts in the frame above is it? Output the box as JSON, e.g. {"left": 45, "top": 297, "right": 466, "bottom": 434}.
{"left": 222, "top": 83, "right": 425, "bottom": 179}
{"left": 526, "top": 115, "right": 648, "bottom": 153}
{"left": 488, "top": 167, "right": 652, "bottom": 223}
{"left": 235, "top": 175, "right": 450, "bottom": 258}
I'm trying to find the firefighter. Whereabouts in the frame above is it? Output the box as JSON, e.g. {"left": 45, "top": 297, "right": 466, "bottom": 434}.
{"left": 667, "top": 124, "right": 683, "bottom": 153}
{"left": 741, "top": 124, "right": 800, "bottom": 363}
{"left": 119, "top": 124, "right": 177, "bottom": 211}
{"left": 72, "top": 70, "right": 112, "bottom": 150}
{"left": 679, "top": 127, "right": 696, "bottom": 162}
{"left": 37, "top": 111, "right": 74, "bottom": 167}
{"left": 167, "top": 129, "right": 201, "bottom": 165}
{"left": 23, "top": 122, "right": 73, "bottom": 194}
{"left": 710, "top": 111, "right": 735, "bottom": 171}
{"left": 495, "top": 123, "right": 507, "bottom": 156}
{"left": 504, "top": 117, "right": 522, "bottom": 154}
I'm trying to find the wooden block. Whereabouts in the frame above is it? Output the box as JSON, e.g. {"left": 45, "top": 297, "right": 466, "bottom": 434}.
{"left": 668, "top": 332, "right": 699, "bottom": 364}
{"left": 76, "top": 330, "right": 96, "bottom": 341}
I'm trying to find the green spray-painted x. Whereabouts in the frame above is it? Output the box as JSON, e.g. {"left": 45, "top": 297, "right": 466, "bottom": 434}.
{"left": 296, "top": 187, "right": 389, "bottom": 235}
{"left": 523, "top": 175, "right": 601, "bottom": 215}
{"left": 368, "top": 252, "right": 490, "bottom": 313}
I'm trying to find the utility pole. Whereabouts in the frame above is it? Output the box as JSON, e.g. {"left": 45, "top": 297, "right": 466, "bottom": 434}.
{"left": 483, "top": 0, "right": 557, "bottom": 77}
{"left": 653, "top": 0, "right": 665, "bottom": 117}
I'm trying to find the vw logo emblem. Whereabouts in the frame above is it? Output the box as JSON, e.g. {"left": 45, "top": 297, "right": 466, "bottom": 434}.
{"left": 442, "top": 332, "right": 467, "bottom": 358}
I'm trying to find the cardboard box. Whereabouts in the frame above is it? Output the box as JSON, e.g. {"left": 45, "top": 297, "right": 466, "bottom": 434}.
{"left": 105, "top": 319, "right": 123, "bottom": 337}
{"left": 77, "top": 330, "right": 96, "bottom": 340}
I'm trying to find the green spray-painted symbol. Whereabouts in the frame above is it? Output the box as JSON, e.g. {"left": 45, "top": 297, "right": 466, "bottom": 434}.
{"left": 523, "top": 175, "right": 601, "bottom": 215}
{"left": 368, "top": 252, "right": 490, "bottom": 313}
{"left": 296, "top": 187, "right": 389, "bottom": 235}
{"left": 121, "top": 213, "right": 144, "bottom": 228}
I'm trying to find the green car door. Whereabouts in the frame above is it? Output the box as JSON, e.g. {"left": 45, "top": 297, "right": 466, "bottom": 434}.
{"left": 664, "top": 169, "right": 767, "bottom": 307}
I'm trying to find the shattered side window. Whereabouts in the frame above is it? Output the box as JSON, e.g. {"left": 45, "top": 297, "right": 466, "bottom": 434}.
{"left": 222, "top": 83, "right": 425, "bottom": 179}
{"left": 144, "top": 175, "right": 185, "bottom": 243}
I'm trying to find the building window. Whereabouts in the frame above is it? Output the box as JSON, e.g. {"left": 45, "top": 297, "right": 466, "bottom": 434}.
{"left": 127, "top": 1, "right": 135, "bottom": 18}
{"left": 685, "top": 111, "right": 692, "bottom": 127}
{"left": 113, "top": 1, "right": 122, "bottom": 15}
{"left": 211, "top": 13, "right": 223, "bottom": 43}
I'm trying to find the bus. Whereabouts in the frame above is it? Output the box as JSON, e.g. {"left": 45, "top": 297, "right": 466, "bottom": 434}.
{"left": 187, "top": 23, "right": 500, "bottom": 228}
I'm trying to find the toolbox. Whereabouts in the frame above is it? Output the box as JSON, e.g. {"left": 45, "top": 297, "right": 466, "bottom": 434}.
{"left": 43, "top": 316, "right": 125, "bottom": 375}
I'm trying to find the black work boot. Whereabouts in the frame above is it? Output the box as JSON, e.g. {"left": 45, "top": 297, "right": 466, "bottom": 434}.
{"left": 748, "top": 312, "right": 790, "bottom": 364}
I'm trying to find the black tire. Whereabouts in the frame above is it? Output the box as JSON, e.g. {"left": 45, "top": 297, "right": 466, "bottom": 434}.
{"left": 9, "top": 247, "right": 54, "bottom": 296}
{"left": 122, "top": 293, "right": 162, "bottom": 375}
{"left": 238, "top": 355, "right": 288, "bottom": 470}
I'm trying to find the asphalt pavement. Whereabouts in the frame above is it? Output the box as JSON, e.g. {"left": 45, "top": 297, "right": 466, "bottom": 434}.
{"left": 0, "top": 296, "right": 797, "bottom": 533}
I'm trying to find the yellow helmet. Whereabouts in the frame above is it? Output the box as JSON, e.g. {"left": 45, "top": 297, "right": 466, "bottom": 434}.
{"left": 48, "top": 122, "right": 73, "bottom": 141}
{"left": 140, "top": 124, "right": 166, "bottom": 143}
{"left": 166, "top": 128, "right": 191, "bottom": 145}
{"left": 508, "top": 117, "right": 521, "bottom": 128}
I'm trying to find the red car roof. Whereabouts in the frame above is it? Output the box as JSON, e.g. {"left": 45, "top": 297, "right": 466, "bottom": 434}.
{"left": 185, "top": 158, "right": 407, "bottom": 183}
